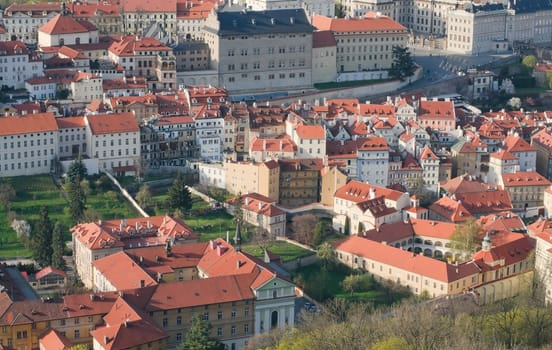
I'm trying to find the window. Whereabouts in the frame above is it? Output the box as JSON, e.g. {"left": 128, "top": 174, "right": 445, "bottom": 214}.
{"left": 176, "top": 333, "right": 182, "bottom": 342}
{"left": 162, "top": 318, "right": 168, "bottom": 328}
{"left": 244, "top": 324, "right": 249, "bottom": 334}
{"left": 217, "top": 327, "right": 222, "bottom": 336}
{"left": 202, "top": 312, "right": 209, "bottom": 321}
{"left": 231, "top": 325, "right": 236, "bottom": 336}
{"left": 218, "top": 311, "right": 223, "bottom": 320}
{"left": 231, "top": 310, "right": 236, "bottom": 319}
{"left": 176, "top": 316, "right": 182, "bottom": 326}
{"left": 74, "top": 330, "right": 80, "bottom": 339}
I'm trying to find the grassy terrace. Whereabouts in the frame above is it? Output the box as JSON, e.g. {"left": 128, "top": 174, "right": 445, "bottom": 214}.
{"left": 293, "top": 262, "right": 411, "bottom": 305}
{"left": 0, "top": 175, "right": 139, "bottom": 258}
{"left": 242, "top": 241, "right": 314, "bottom": 262}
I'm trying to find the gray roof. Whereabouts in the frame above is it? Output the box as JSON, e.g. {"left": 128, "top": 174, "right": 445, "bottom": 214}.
{"left": 216, "top": 9, "right": 314, "bottom": 35}
{"left": 511, "top": 0, "right": 552, "bottom": 13}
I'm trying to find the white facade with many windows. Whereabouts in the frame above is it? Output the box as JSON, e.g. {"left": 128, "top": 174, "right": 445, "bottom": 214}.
{"left": 195, "top": 115, "right": 224, "bottom": 162}
{"left": 0, "top": 113, "right": 59, "bottom": 177}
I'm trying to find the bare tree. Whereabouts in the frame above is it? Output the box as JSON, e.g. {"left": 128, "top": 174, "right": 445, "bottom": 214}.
{"left": 290, "top": 214, "right": 318, "bottom": 244}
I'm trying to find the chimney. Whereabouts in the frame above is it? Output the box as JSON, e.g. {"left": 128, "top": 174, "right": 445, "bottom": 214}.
{"left": 369, "top": 188, "right": 376, "bottom": 200}
{"left": 140, "top": 279, "right": 145, "bottom": 288}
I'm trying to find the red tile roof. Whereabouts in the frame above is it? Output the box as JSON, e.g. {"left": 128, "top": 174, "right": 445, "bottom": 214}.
{"left": 335, "top": 179, "right": 404, "bottom": 202}
{"left": 503, "top": 134, "right": 535, "bottom": 153}
{"left": 357, "top": 196, "right": 397, "bottom": 217}
{"left": 472, "top": 234, "right": 534, "bottom": 270}
{"left": 501, "top": 171, "right": 551, "bottom": 187}
{"left": 85, "top": 112, "right": 140, "bottom": 135}
{"left": 440, "top": 174, "right": 487, "bottom": 194}
{"left": 313, "top": 30, "right": 337, "bottom": 48}
{"left": 357, "top": 136, "right": 389, "bottom": 151}
{"left": 312, "top": 14, "right": 407, "bottom": 32}
{"left": 109, "top": 35, "right": 171, "bottom": 57}
{"left": 56, "top": 116, "right": 86, "bottom": 129}
{"left": 249, "top": 136, "right": 297, "bottom": 153}
{"left": 294, "top": 123, "right": 325, "bottom": 139}
{"left": 39, "top": 329, "right": 73, "bottom": 350}
{"left": 120, "top": 0, "right": 177, "bottom": 12}
{"left": 418, "top": 100, "right": 455, "bottom": 120}
{"left": 39, "top": 14, "right": 97, "bottom": 35}
{"left": 491, "top": 150, "right": 518, "bottom": 161}
{"left": 0, "top": 41, "right": 30, "bottom": 56}
{"left": 35, "top": 266, "right": 67, "bottom": 280}
{"left": 144, "top": 274, "right": 255, "bottom": 311}
{"left": 420, "top": 145, "right": 439, "bottom": 160}
{"left": 228, "top": 193, "right": 284, "bottom": 217}
{"left": 429, "top": 196, "right": 472, "bottom": 223}
{"left": 93, "top": 251, "right": 158, "bottom": 291}
{"left": 0, "top": 113, "right": 58, "bottom": 136}
{"left": 125, "top": 242, "right": 209, "bottom": 270}
{"left": 334, "top": 235, "right": 480, "bottom": 283}
{"left": 452, "top": 190, "right": 513, "bottom": 215}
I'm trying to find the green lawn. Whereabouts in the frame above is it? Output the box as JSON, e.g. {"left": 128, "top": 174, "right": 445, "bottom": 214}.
{"left": 242, "top": 241, "right": 314, "bottom": 262}
{"left": 293, "top": 262, "right": 411, "bottom": 305}
{"left": 0, "top": 175, "right": 139, "bottom": 259}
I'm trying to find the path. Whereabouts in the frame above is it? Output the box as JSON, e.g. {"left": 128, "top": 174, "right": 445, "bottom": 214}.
{"left": 102, "top": 171, "right": 149, "bottom": 218}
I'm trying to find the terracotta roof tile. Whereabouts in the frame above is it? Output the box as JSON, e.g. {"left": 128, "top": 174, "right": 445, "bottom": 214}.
{"left": 312, "top": 14, "right": 407, "bottom": 32}
{"left": 39, "top": 329, "right": 73, "bottom": 350}
{"left": 334, "top": 236, "right": 480, "bottom": 283}
{"left": 0, "top": 113, "right": 58, "bottom": 136}
{"left": 313, "top": 30, "right": 336, "bottom": 48}
{"left": 335, "top": 179, "right": 404, "bottom": 202}
{"left": 85, "top": 112, "right": 140, "bottom": 135}
{"left": 35, "top": 266, "right": 67, "bottom": 280}
{"left": 39, "top": 14, "right": 97, "bottom": 35}
{"left": 501, "top": 171, "right": 551, "bottom": 187}
{"left": 93, "top": 251, "right": 158, "bottom": 291}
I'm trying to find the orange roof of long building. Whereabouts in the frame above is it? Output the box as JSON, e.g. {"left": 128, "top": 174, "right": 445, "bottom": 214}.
{"left": 334, "top": 235, "right": 480, "bottom": 283}
{"left": 39, "top": 14, "right": 97, "bottom": 35}
{"left": 335, "top": 179, "right": 404, "bottom": 202}
{"left": 312, "top": 14, "right": 407, "bottom": 33}
{"left": 85, "top": 113, "right": 140, "bottom": 135}
{"left": 0, "top": 113, "right": 58, "bottom": 136}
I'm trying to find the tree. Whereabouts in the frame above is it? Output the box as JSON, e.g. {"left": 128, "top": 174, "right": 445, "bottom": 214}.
{"left": 389, "top": 46, "right": 415, "bottom": 81}
{"left": 290, "top": 214, "right": 318, "bottom": 244}
{"left": 0, "top": 183, "right": 16, "bottom": 210}
{"left": 67, "top": 177, "right": 87, "bottom": 224}
{"left": 136, "top": 184, "right": 153, "bottom": 210}
{"left": 70, "top": 345, "right": 90, "bottom": 350}
{"left": 450, "top": 218, "right": 481, "bottom": 261}
{"left": 66, "top": 158, "right": 88, "bottom": 185}
{"left": 11, "top": 219, "right": 31, "bottom": 249}
{"left": 521, "top": 55, "right": 537, "bottom": 70}
{"left": 371, "top": 337, "right": 409, "bottom": 350}
{"left": 341, "top": 274, "right": 375, "bottom": 296}
{"left": 312, "top": 220, "right": 331, "bottom": 246}
{"left": 507, "top": 97, "right": 522, "bottom": 110}
{"left": 317, "top": 242, "right": 337, "bottom": 271}
{"left": 51, "top": 222, "right": 66, "bottom": 270}
{"left": 178, "top": 315, "right": 225, "bottom": 350}
{"left": 167, "top": 172, "right": 192, "bottom": 213}
{"left": 32, "top": 207, "right": 53, "bottom": 267}
{"left": 232, "top": 192, "right": 244, "bottom": 227}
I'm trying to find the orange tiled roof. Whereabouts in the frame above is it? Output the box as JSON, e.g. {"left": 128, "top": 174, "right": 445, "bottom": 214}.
{"left": 249, "top": 136, "right": 297, "bottom": 153}
{"left": 39, "top": 329, "right": 73, "bottom": 350}
{"left": 39, "top": 14, "right": 97, "bottom": 34}
{"left": 35, "top": 266, "right": 67, "bottom": 280}
{"left": 93, "top": 251, "right": 158, "bottom": 291}
{"left": 109, "top": 35, "right": 171, "bottom": 57}
{"left": 312, "top": 14, "right": 407, "bottom": 32}
{"left": 334, "top": 235, "right": 480, "bottom": 283}
{"left": 472, "top": 234, "right": 534, "bottom": 271}
{"left": 357, "top": 136, "right": 389, "bottom": 151}
{"left": 420, "top": 145, "right": 439, "bottom": 160}
{"left": 295, "top": 123, "right": 325, "bottom": 139}
{"left": 313, "top": 30, "right": 336, "bottom": 48}
{"left": 428, "top": 196, "right": 472, "bottom": 223}
{"left": 418, "top": 100, "right": 455, "bottom": 120}
{"left": 491, "top": 150, "right": 518, "bottom": 161}
{"left": 501, "top": 171, "right": 551, "bottom": 187}
{"left": 85, "top": 113, "right": 140, "bottom": 135}
{"left": 120, "top": 0, "right": 177, "bottom": 12}
{"left": 0, "top": 41, "right": 30, "bottom": 56}
{"left": 503, "top": 134, "right": 535, "bottom": 153}
{"left": 335, "top": 179, "right": 404, "bottom": 202}
{"left": 0, "top": 113, "right": 58, "bottom": 136}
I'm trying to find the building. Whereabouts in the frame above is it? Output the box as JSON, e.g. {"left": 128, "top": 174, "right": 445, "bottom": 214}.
{"left": 502, "top": 133, "right": 536, "bottom": 172}
{"left": 333, "top": 179, "right": 410, "bottom": 234}
{"left": 531, "top": 128, "right": 552, "bottom": 181}
{"left": 141, "top": 115, "right": 198, "bottom": 169}
{"left": 226, "top": 192, "right": 286, "bottom": 236}
{"left": 203, "top": 9, "right": 314, "bottom": 93}
{"left": 2, "top": 3, "right": 61, "bottom": 43}
{"left": 320, "top": 164, "right": 348, "bottom": 207}
{"left": 419, "top": 145, "right": 440, "bottom": 193}
{"left": 0, "top": 113, "right": 59, "bottom": 177}
{"left": 531, "top": 218, "right": 552, "bottom": 304}
{"left": 198, "top": 162, "right": 227, "bottom": 189}
{"left": 108, "top": 35, "right": 176, "bottom": 90}
{"left": 0, "top": 40, "right": 43, "bottom": 89}
{"left": 450, "top": 135, "right": 489, "bottom": 178}
{"left": 334, "top": 230, "right": 535, "bottom": 301}
{"left": 71, "top": 215, "right": 198, "bottom": 289}
{"left": 173, "top": 41, "right": 211, "bottom": 72}
{"left": 356, "top": 137, "right": 389, "bottom": 186}
{"left": 68, "top": 2, "right": 122, "bottom": 35}
{"left": 446, "top": 4, "right": 509, "bottom": 55}
{"left": 240, "top": 0, "right": 335, "bottom": 18}
{"left": 28, "top": 266, "right": 67, "bottom": 292}
{"left": 38, "top": 13, "right": 99, "bottom": 48}
{"left": 312, "top": 30, "right": 337, "bottom": 84}
{"left": 85, "top": 113, "right": 141, "bottom": 174}
{"left": 312, "top": 13, "right": 409, "bottom": 76}
{"left": 119, "top": 0, "right": 177, "bottom": 42}
{"left": 224, "top": 160, "right": 280, "bottom": 202}
{"left": 487, "top": 150, "right": 519, "bottom": 185}
{"left": 499, "top": 172, "right": 552, "bottom": 216}
{"left": 278, "top": 158, "right": 324, "bottom": 207}
{"left": 417, "top": 98, "right": 456, "bottom": 132}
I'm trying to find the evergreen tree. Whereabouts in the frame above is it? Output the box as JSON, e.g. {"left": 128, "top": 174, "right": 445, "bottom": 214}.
{"left": 232, "top": 192, "right": 244, "bottom": 227}
{"left": 178, "top": 315, "right": 225, "bottom": 350}
{"left": 66, "top": 157, "right": 88, "bottom": 185}
{"left": 32, "top": 207, "right": 53, "bottom": 267}
{"left": 389, "top": 46, "right": 415, "bottom": 81}
{"left": 51, "top": 222, "right": 65, "bottom": 270}
{"left": 68, "top": 177, "right": 87, "bottom": 224}
{"left": 167, "top": 172, "right": 192, "bottom": 213}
